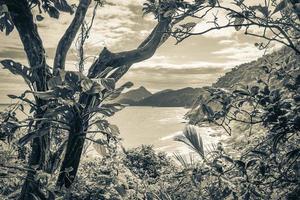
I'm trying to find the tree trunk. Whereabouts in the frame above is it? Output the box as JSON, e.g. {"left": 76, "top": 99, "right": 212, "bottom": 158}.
{"left": 6, "top": 1, "right": 50, "bottom": 199}
{"left": 56, "top": 17, "right": 171, "bottom": 189}
{"left": 56, "top": 99, "right": 87, "bottom": 188}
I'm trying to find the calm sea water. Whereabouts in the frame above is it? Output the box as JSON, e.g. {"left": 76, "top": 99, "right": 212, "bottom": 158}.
{"left": 108, "top": 106, "right": 225, "bottom": 155}
{"left": 0, "top": 105, "right": 225, "bottom": 155}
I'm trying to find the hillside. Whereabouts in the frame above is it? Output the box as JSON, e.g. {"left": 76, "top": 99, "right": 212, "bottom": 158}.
{"left": 133, "top": 87, "right": 206, "bottom": 107}
{"left": 114, "top": 86, "right": 152, "bottom": 104}
{"left": 213, "top": 47, "right": 295, "bottom": 88}
{"left": 188, "top": 46, "right": 300, "bottom": 124}
{"left": 117, "top": 47, "right": 297, "bottom": 108}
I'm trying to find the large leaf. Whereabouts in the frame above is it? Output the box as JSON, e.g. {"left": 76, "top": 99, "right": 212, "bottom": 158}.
{"left": 93, "top": 139, "right": 108, "bottom": 156}
{"left": 81, "top": 79, "right": 94, "bottom": 92}
{"left": 233, "top": 89, "right": 250, "bottom": 96}
{"left": 18, "top": 128, "right": 49, "bottom": 146}
{"left": 250, "top": 5, "right": 269, "bottom": 17}
{"left": 234, "top": 17, "right": 244, "bottom": 31}
{"left": 106, "top": 81, "right": 134, "bottom": 100}
{"left": 273, "top": 0, "right": 287, "bottom": 14}
{"left": 32, "top": 90, "right": 56, "bottom": 100}
{"left": 81, "top": 78, "right": 104, "bottom": 94}
{"left": 64, "top": 71, "right": 85, "bottom": 90}
{"left": 202, "top": 104, "right": 214, "bottom": 119}
{"left": 1, "top": 59, "right": 32, "bottom": 83}
{"left": 107, "top": 124, "right": 120, "bottom": 136}
{"left": 101, "top": 78, "right": 116, "bottom": 91}
{"left": 174, "top": 125, "right": 205, "bottom": 159}
{"left": 47, "top": 76, "right": 63, "bottom": 89}
{"left": 95, "top": 67, "right": 114, "bottom": 78}
{"left": 208, "top": 0, "right": 217, "bottom": 7}
{"left": 0, "top": 4, "right": 14, "bottom": 35}
{"left": 52, "top": 0, "right": 74, "bottom": 14}
{"left": 285, "top": 148, "right": 300, "bottom": 164}
{"left": 93, "top": 119, "right": 109, "bottom": 131}
{"left": 46, "top": 5, "right": 60, "bottom": 19}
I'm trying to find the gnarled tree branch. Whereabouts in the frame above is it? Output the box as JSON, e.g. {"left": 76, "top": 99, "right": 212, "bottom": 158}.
{"left": 88, "top": 17, "right": 171, "bottom": 78}
{"left": 53, "top": 0, "right": 92, "bottom": 75}
{"left": 108, "top": 21, "right": 170, "bottom": 81}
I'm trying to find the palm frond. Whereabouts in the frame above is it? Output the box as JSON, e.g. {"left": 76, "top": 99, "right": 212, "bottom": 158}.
{"left": 173, "top": 152, "right": 196, "bottom": 168}
{"left": 174, "top": 125, "right": 205, "bottom": 159}
{"left": 173, "top": 152, "right": 188, "bottom": 168}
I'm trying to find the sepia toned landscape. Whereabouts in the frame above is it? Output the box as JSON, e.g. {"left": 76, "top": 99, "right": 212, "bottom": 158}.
{"left": 0, "top": 0, "right": 300, "bottom": 199}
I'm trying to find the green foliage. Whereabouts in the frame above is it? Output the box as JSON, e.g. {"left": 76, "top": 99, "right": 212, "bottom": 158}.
{"left": 185, "top": 47, "right": 300, "bottom": 199}
{"left": 1, "top": 0, "right": 300, "bottom": 199}
{"left": 166, "top": 0, "right": 300, "bottom": 52}
{"left": 1, "top": 60, "right": 34, "bottom": 85}
{"left": 0, "top": 3, "right": 14, "bottom": 35}
{"left": 142, "top": 0, "right": 198, "bottom": 19}
{"left": 124, "top": 145, "right": 171, "bottom": 180}
{"left": 174, "top": 126, "right": 204, "bottom": 159}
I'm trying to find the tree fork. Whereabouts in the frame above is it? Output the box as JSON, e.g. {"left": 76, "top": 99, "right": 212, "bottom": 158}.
{"left": 56, "top": 17, "right": 172, "bottom": 189}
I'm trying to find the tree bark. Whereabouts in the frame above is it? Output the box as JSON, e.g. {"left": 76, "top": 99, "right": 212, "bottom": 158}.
{"left": 56, "top": 98, "right": 90, "bottom": 188}
{"left": 88, "top": 17, "right": 171, "bottom": 78}
{"left": 53, "top": 0, "right": 92, "bottom": 75}
{"left": 6, "top": 1, "right": 50, "bottom": 199}
{"left": 56, "top": 17, "right": 171, "bottom": 189}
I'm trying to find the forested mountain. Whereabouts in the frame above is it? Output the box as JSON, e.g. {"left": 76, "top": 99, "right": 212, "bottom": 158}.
{"left": 134, "top": 87, "right": 206, "bottom": 107}
{"left": 113, "top": 86, "right": 152, "bottom": 105}
{"left": 213, "top": 47, "right": 294, "bottom": 88}
{"left": 120, "top": 47, "right": 295, "bottom": 107}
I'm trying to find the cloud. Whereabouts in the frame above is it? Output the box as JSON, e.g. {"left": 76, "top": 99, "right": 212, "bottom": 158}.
{"left": 219, "top": 40, "right": 235, "bottom": 45}
{"left": 94, "top": 4, "right": 136, "bottom": 18}
{"left": 132, "top": 55, "right": 241, "bottom": 70}
{"left": 118, "top": 65, "right": 228, "bottom": 92}
{"left": 108, "top": 0, "right": 145, "bottom": 6}
{"left": 0, "top": 47, "right": 26, "bottom": 59}
{"left": 193, "top": 23, "right": 236, "bottom": 38}
{"left": 191, "top": 7, "right": 237, "bottom": 38}
{"left": 0, "top": 0, "right": 269, "bottom": 103}
{"left": 82, "top": 2, "right": 154, "bottom": 51}
{"left": 212, "top": 42, "right": 264, "bottom": 63}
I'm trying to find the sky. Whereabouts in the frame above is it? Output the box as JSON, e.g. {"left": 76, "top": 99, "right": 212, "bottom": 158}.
{"left": 0, "top": 0, "right": 277, "bottom": 103}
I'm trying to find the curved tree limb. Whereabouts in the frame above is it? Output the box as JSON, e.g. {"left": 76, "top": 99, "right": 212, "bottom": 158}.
{"left": 108, "top": 21, "right": 171, "bottom": 81}
{"left": 53, "top": 0, "right": 92, "bottom": 75}
{"left": 88, "top": 17, "right": 172, "bottom": 78}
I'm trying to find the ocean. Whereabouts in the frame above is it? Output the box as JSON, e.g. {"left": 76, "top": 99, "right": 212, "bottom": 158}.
{"left": 0, "top": 105, "right": 225, "bottom": 156}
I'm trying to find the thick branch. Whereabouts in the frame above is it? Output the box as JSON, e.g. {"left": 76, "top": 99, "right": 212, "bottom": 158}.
{"left": 53, "top": 0, "right": 92, "bottom": 75}
{"left": 6, "top": 0, "right": 48, "bottom": 88}
{"left": 6, "top": 1, "right": 50, "bottom": 199}
{"left": 108, "top": 21, "right": 169, "bottom": 81}
{"left": 56, "top": 16, "right": 172, "bottom": 189}
{"left": 88, "top": 17, "right": 171, "bottom": 78}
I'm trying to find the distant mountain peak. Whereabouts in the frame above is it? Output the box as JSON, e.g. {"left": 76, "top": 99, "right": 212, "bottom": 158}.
{"left": 137, "top": 86, "right": 150, "bottom": 92}
{"left": 114, "top": 86, "right": 152, "bottom": 104}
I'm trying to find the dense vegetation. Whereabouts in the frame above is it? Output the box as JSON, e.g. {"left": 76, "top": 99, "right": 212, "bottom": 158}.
{"left": 0, "top": 0, "right": 300, "bottom": 199}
